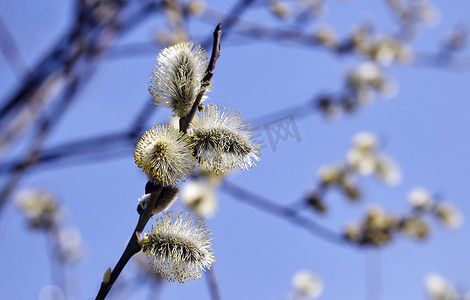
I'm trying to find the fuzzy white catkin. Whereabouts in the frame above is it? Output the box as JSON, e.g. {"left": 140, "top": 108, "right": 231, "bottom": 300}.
{"left": 188, "top": 105, "right": 260, "bottom": 175}
{"left": 408, "top": 187, "right": 434, "bottom": 210}
{"left": 425, "top": 273, "right": 458, "bottom": 300}
{"left": 182, "top": 180, "right": 217, "bottom": 218}
{"left": 134, "top": 125, "right": 195, "bottom": 186}
{"left": 141, "top": 211, "right": 214, "bottom": 283}
{"left": 292, "top": 270, "right": 324, "bottom": 298}
{"left": 149, "top": 42, "right": 209, "bottom": 117}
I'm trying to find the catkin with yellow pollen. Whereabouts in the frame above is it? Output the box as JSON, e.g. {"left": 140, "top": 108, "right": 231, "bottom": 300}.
{"left": 149, "top": 42, "right": 210, "bottom": 117}
{"left": 140, "top": 211, "right": 215, "bottom": 283}
{"left": 134, "top": 125, "right": 195, "bottom": 186}
{"left": 188, "top": 105, "right": 260, "bottom": 175}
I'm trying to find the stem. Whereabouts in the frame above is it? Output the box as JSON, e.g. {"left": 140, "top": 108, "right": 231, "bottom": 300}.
{"left": 95, "top": 23, "right": 223, "bottom": 300}
{"left": 179, "top": 23, "right": 222, "bottom": 133}
{"left": 206, "top": 267, "right": 221, "bottom": 300}
{"left": 95, "top": 185, "right": 162, "bottom": 300}
{"left": 0, "top": 16, "right": 29, "bottom": 78}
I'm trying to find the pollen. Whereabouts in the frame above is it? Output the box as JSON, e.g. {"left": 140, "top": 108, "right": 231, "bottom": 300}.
{"left": 140, "top": 211, "right": 214, "bottom": 283}
{"left": 134, "top": 125, "right": 195, "bottom": 186}
{"left": 149, "top": 42, "right": 210, "bottom": 117}
{"left": 187, "top": 105, "right": 260, "bottom": 175}
{"left": 150, "top": 142, "right": 169, "bottom": 161}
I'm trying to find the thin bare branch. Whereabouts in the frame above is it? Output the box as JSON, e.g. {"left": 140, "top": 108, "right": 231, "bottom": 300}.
{"left": 0, "top": 93, "right": 320, "bottom": 174}
{"left": 220, "top": 181, "right": 351, "bottom": 247}
{"left": 95, "top": 184, "right": 163, "bottom": 300}
{"left": 0, "top": 2, "right": 161, "bottom": 216}
{"left": 179, "top": 23, "right": 222, "bottom": 133}
{"left": 0, "top": 16, "right": 29, "bottom": 78}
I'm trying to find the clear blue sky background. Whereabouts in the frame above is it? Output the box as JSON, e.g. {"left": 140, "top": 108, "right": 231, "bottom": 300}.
{"left": 1, "top": 1, "right": 470, "bottom": 300}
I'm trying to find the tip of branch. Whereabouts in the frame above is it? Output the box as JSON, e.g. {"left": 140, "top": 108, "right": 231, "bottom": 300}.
{"left": 214, "top": 23, "right": 222, "bottom": 41}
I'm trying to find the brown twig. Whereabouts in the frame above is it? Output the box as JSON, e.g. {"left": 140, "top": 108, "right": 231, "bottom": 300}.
{"left": 95, "top": 183, "right": 162, "bottom": 300}
{"left": 179, "top": 23, "right": 222, "bottom": 133}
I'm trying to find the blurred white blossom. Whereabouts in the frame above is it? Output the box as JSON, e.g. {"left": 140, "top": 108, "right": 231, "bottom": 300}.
{"left": 347, "top": 147, "right": 376, "bottom": 175}
{"left": 352, "top": 132, "right": 379, "bottom": 152}
{"left": 57, "top": 227, "right": 85, "bottom": 262}
{"left": 182, "top": 180, "right": 217, "bottom": 218}
{"left": 15, "top": 189, "right": 61, "bottom": 229}
{"left": 408, "top": 187, "right": 434, "bottom": 210}
{"left": 347, "top": 132, "right": 401, "bottom": 186}
{"left": 313, "top": 25, "right": 338, "bottom": 48}
{"left": 317, "top": 164, "right": 343, "bottom": 185}
{"left": 375, "top": 154, "right": 401, "bottom": 186}
{"left": 435, "top": 202, "right": 463, "bottom": 229}
{"left": 269, "top": 0, "right": 292, "bottom": 19}
{"left": 401, "top": 217, "right": 429, "bottom": 239}
{"left": 347, "top": 63, "right": 397, "bottom": 103}
{"left": 425, "top": 272, "right": 458, "bottom": 300}
{"left": 347, "top": 132, "right": 379, "bottom": 175}
{"left": 187, "top": 0, "right": 206, "bottom": 16}
{"left": 291, "top": 270, "right": 324, "bottom": 299}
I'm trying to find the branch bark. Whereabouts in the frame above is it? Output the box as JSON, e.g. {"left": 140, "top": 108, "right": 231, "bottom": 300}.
{"left": 95, "top": 184, "right": 162, "bottom": 300}
{"left": 179, "top": 23, "right": 222, "bottom": 133}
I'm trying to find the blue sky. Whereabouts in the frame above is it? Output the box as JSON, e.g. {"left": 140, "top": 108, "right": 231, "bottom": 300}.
{"left": 1, "top": 1, "right": 470, "bottom": 299}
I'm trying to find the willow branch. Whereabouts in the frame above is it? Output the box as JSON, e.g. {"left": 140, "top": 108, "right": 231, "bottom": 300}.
{"left": 0, "top": 76, "right": 82, "bottom": 214}
{"left": 221, "top": 181, "right": 351, "bottom": 247}
{"left": 0, "top": 98, "right": 157, "bottom": 175}
{"left": 179, "top": 23, "right": 222, "bottom": 133}
{"left": 0, "top": 16, "right": 29, "bottom": 78}
{"left": 95, "top": 183, "right": 162, "bottom": 300}
{"left": 97, "top": 23, "right": 224, "bottom": 299}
